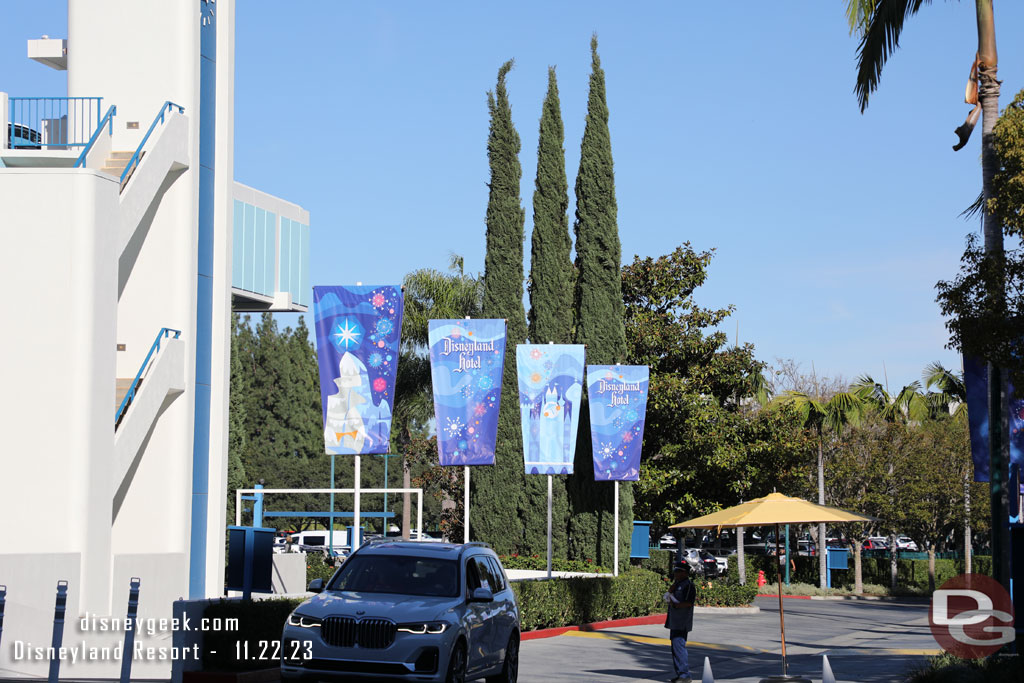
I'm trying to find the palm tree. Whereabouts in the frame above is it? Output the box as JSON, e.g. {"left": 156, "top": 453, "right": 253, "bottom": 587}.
{"left": 923, "top": 361, "right": 968, "bottom": 421}
{"left": 846, "top": 0, "right": 1008, "bottom": 589}
{"left": 773, "top": 389, "right": 863, "bottom": 589}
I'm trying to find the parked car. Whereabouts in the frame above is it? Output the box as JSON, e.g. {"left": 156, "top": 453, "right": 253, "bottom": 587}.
{"left": 679, "top": 548, "right": 719, "bottom": 578}
{"left": 658, "top": 533, "right": 678, "bottom": 548}
{"left": 713, "top": 549, "right": 735, "bottom": 575}
{"left": 896, "top": 536, "right": 919, "bottom": 551}
{"left": 281, "top": 541, "right": 519, "bottom": 682}
{"left": 864, "top": 537, "right": 889, "bottom": 550}
{"left": 797, "top": 540, "right": 817, "bottom": 557}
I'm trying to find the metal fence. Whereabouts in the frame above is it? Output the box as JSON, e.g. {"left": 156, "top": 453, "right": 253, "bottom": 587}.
{"left": 7, "top": 97, "right": 102, "bottom": 149}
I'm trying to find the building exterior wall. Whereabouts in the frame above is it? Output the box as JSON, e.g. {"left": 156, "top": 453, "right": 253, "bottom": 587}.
{"left": 0, "top": 1, "right": 307, "bottom": 675}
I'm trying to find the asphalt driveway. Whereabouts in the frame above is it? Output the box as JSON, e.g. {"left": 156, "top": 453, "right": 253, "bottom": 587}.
{"left": 519, "top": 595, "right": 939, "bottom": 682}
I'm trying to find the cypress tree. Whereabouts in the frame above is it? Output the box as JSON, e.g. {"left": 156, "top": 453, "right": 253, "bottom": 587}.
{"left": 567, "top": 36, "right": 633, "bottom": 570}
{"left": 526, "top": 66, "right": 572, "bottom": 558}
{"left": 473, "top": 60, "right": 531, "bottom": 554}
{"left": 227, "top": 313, "right": 249, "bottom": 526}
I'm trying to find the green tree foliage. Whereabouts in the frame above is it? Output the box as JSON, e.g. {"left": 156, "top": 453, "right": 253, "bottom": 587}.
{"left": 623, "top": 245, "right": 809, "bottom": 533}
{"left": 567, "top": 36, "right": 632, "bottom": 568}
{"left": 473, "top": 60, "right": 533, "bottom": 554}
{"left": 529, "top": 67, "right": 573, "bottom": 345}
{"left": 226, "top": 313, "right": 249, "bottom": 525}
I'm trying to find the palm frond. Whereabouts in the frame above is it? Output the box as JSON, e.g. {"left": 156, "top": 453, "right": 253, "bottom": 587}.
{"left": 825, "top": 391, "right": 865, "bottom": 432}
{"left": 851, "top": 374, "right": 890, "bottom": 405}
{"left": 960, "top": 190, "right": 985, "bottom": 220}
{"left": 922, "top": 361, "right": 966, "bottom": 401}
{"left": 853, "top": 0, "right": 931, "bottom": 112}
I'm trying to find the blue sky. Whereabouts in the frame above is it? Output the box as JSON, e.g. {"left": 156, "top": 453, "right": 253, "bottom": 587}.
{"left": 5, "top": 1, "right": 1023, "bottom": 392}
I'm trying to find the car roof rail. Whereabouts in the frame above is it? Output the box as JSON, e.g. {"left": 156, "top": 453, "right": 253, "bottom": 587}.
{"left": 457, "top": 541, "right": 492, "bottom": 561}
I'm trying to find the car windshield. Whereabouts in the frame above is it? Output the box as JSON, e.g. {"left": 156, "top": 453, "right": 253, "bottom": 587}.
{"left": 327, "top": 555, "right": 460, "bottom": 598}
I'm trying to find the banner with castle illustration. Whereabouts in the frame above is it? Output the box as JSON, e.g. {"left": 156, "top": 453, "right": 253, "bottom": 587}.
{"left": 428, "top": 320, "right": 506, "bottom": 466}
{"left": 517, "top": 344, "right": 585, "bottom": 475}
{"left": 313, "top": 285, "right": 404, "bottom": 455}
{"left": 586, "top": 365, "right": 649, "bottom": 481}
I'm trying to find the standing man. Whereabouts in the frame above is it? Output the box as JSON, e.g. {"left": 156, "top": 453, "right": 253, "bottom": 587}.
{"left": 664, "top": 562, "right": 697, "bottom": 683}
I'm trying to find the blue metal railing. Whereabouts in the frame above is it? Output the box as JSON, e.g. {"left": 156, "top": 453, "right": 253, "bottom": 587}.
{"left": 121, "top": 101, "right": 185, "bottom": 184}
{"left": 73, "top": 105, "right": 117, "bottom": 168}
{"left": 7, "top": 97, "right": 102, "bottom": 149}
{"left": 115, "top": 328, "right": 181, "bottom": 426}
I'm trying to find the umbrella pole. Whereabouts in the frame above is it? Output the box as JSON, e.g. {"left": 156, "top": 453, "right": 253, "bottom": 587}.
{"left": 777, "top": 522, "right": 787, "bottom": 677}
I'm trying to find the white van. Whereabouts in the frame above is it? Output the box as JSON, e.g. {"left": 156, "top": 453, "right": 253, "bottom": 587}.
{"left": 287, "top": 529, "right": 348, "bottom": 554}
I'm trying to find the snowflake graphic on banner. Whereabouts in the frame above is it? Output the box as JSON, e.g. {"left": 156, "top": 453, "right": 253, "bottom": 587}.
{"left": 330, "top": 317, "right": 363, "bottom": 351}
{"left": 445, "top": 416, "right": 465, "bottom": 438}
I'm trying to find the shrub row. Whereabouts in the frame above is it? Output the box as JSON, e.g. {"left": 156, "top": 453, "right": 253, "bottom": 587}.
{"left": 511, "top": 569, "right": 665, "bottom": 631}
{"left": 499, "top": 553, "right": 611, "bottom": 574}
{"left": 727, "top": 554, "right": 992, "bottom": 592}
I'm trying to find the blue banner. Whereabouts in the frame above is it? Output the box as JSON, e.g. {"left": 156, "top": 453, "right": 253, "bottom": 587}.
{"left": 517, "top": 344, "right": 585, "bottom": 475}
{"left": 963, "top": 355, "right": 1024, "bottom": 483}
{"left": 313, "top": 285, "right": 403, "bottom": 455}
{"left": 428, "top": 320, "right": 506, "bottom": 466}
{"left": 587, "top": 365, "right": 649, "bottom": 481}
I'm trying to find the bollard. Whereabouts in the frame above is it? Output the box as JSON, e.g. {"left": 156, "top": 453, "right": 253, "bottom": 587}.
{"left": 120, "top": 577, "right": 141, "bottom": 683}
{"left": 822, "top": 654, "right": 836, "bottom": 683}
{"left": 49, "top": 580, "right": 68, "bottom": 683}
{"left": 0, "top": 584, "right": 6, "bottom": 651}
{"left": 701, "top": 655, "right": 715, "bottom": 683}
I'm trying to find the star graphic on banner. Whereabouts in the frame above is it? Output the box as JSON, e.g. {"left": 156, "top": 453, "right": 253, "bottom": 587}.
{"left": 331, "top": 318, "right": 363, "bottom": 351}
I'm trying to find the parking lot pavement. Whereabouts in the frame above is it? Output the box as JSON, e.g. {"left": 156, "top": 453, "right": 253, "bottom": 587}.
{"left": 519, "top": 596, "right": 940, "bottom": 682}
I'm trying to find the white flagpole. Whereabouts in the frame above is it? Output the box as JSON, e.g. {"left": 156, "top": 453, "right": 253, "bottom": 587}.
{"left": 353, "top": 282, "right": 363, "bottom": 551}
{"left": 463, "top": 316, "right": 472, "bottom": 545}
{"left": 613, "top": 480, "right": 619, "bottom": 576}
{"left": 547, "top": 474, "right": 553, "bottom": 578}
{"left": 353, "top": 454, "right": 361, "bottom": 549}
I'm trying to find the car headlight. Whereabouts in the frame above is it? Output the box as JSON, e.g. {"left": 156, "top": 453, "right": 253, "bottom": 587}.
{"left": 287, "top": 612, "right": 322, "bottom": 628}
{"left": 397, "top": 621, "right": 447, "bottom": 635}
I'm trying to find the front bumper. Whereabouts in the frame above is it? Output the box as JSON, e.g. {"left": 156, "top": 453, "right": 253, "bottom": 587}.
{"left": 281, "top": 626, "right": 453, "bottom": 682}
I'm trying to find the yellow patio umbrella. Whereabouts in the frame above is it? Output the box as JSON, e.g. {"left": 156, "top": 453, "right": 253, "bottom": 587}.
{"left": 670, "top": 492, "right": 873, "bottom": 682}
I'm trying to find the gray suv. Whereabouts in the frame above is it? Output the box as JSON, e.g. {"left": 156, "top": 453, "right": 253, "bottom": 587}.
{"left": 281, "top": 541, "right": 519, "bottom": 682}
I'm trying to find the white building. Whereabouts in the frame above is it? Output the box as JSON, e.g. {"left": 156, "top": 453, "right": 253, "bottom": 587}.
{"left": 0, "top": 1, "right": 309, "bottom": 677}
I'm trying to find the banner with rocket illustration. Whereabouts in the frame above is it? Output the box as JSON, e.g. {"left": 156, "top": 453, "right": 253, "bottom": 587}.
{"left": 587, "top": 365, "right": 649, "bottom": 481}
{"left": 313, "top": 285, "right": 403, "bottom": 455}
{"left": 517, "top": 344, "right": 585, "bottom": 475}
{"left": 428, "top": 320, "right": 506, "bottom": 466}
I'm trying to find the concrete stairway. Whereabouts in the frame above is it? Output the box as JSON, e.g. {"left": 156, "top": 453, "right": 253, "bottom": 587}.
{"left": 101, "top": 150, "right": 143, "bottom": 186}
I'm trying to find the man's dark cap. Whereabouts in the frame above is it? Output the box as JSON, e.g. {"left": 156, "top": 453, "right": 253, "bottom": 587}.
{"left": 672, "top": 562, "right": 689, "bottom": 572}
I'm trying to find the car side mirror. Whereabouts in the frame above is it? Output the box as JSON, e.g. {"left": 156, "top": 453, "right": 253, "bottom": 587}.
{"left": 307, "top": 578, "right": 324, "bottom": 593}
{"left": 469, "top": 587, "right": 493, "bottom": 603}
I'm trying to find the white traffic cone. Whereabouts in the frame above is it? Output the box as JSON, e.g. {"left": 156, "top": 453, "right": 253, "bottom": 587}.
{"left": 701, "top": 656, "right": 715, "bottom": 683}
{"left": 822, "top": 654, "right": 836, "bottom": 683}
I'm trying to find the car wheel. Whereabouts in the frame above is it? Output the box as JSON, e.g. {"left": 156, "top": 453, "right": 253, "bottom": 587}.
{"left": 445, "top": 641, "right": 467, "bottom": 683}
{"left": 486, "top": 633, "right": 519, "bottom": 683}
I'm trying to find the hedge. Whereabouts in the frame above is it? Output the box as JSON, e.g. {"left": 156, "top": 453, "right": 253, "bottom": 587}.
{"left": 499, "top": 553, "right": 611, "bottom": 574}
{"left": 511, "top": 569, "right": 665, "bottom": 631}
{"left": 727, "top": 554, "right": 992, "bottom": 592}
